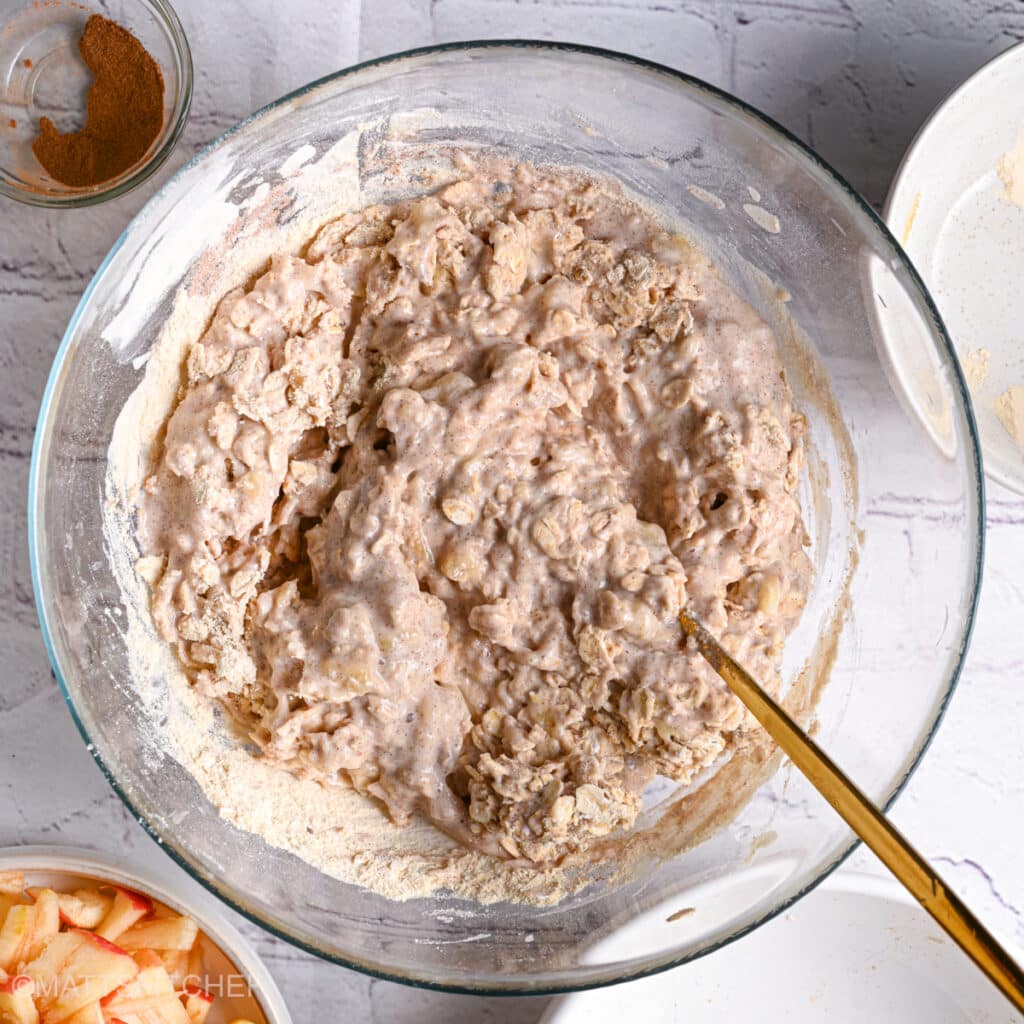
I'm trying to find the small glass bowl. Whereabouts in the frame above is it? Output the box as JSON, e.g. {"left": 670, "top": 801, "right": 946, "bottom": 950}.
{"left": 0, "top": 0, "right": 191, "bottom": 206}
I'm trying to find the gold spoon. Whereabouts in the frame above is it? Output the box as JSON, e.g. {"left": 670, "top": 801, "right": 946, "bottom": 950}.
{"left": 679, "top": 611, "right": 1024, "bottom": 1014}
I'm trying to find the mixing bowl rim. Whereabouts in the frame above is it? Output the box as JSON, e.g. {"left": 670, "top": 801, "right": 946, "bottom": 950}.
{"left": 28, "top": 38, "right": 985, "bottom": 996}
{"left": 0, "top": 0, "right": 194, "bottom": 208}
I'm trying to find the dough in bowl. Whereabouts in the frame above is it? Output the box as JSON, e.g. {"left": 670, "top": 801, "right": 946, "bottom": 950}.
{"left": 137, "top": 161, "right": 811, "bottom": 865}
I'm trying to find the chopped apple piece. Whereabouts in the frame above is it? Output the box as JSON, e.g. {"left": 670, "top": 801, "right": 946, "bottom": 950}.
{"left": 63, "top": 1003, "right": 104, "bottom": 1024}
{"left": 155, "top": 952, "right": 187, "bottom": 990}
{"left": 0, "top": 872, "right": 27, "bottom": 926}
{"left": 0, "top": 974, "right": 39, "bottom": 1024}
{"left": 0, "top": 884, "right": 62, "bottom": 970}
{"left": 184, "top": 944, "right": 202, "bottom": 990}
{"left": 95, "top": 891, "right": 152, "bottom": 944}
{"left": 20, "top": 930, "right": 87, "bottom": 989}
{"left": 0, "top": 880, "right": 28, "bottom": 925}
{"left": 0, "top": 890, "right": 60, "bottom": 969}
{"left": 115, "top": 918, "right": 198, "bottom": 954}
{"left": 0, "top": 892, "right": 27, "bottom": 924}
{"left": 26, "top": 890, "right": 60, "bottom": 963}
{"left": 24, "top": 930, "right": 137, "bottom": 1023}
{"left": 55, "top": 891, "right": 112, "bottom": 931}
{"left": 181, "top": 986, "right": 212, "bottom": 1024}
{"left": 30, "top": 889, "right": 113, "bottom": 932}
{"left": 130, "top": 951, "right": 162, "bottom": 971}
{"left": 0, "top": 872, "right": 25, "bottom": 896}
{"left": 100, "top": 959, "right": 189, "bottom": 1024}
{"left": 0, "top": 905, "right": 37, "bottom": 973}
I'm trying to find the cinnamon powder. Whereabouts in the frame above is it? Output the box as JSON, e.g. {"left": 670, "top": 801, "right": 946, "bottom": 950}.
{"left": 32, "top": 15, "right": 165, "bottom": 187}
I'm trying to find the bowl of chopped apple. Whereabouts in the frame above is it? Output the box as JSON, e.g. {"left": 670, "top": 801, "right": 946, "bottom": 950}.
{"left": 0, "top": 846, "right": 291, "bottom": 1024}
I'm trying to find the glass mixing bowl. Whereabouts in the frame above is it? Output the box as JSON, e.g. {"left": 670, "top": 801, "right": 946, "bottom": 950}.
{"left": 30, "top": 43, "right": 983, "bottom": 993}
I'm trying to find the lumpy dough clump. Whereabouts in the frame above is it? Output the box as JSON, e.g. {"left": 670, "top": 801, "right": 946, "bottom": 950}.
{"left": 139, "top": 161, "right": 811, "bottom": 864}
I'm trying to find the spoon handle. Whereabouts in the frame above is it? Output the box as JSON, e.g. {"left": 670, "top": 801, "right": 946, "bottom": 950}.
{"left": 679, "top": 612, "right": 1024, "bottom": 1014}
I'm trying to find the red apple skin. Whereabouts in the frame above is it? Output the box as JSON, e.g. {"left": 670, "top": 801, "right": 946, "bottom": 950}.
{"left": 71, "top": 928, "right": 130, "bottom": 957}
{"left": 117, "top": 915, "right": 200, "bottom": 954}
{"left": 94, "top": 887, "right": 154, "bottom": 943}
{"left": 111, "top": 887, "right": 152, "bottom": 913}
{"left": 41, "top": 930, "right": 139, "bottom": 1021}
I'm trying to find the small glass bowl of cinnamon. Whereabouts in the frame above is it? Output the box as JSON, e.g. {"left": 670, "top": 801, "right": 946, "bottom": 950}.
{"left": 0, "top": 0, "right": 191, "bottom": 206}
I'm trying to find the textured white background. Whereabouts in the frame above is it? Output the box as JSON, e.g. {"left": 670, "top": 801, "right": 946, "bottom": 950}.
{"left": 3, "top": 1, "right": 1024, "bottom": 1020}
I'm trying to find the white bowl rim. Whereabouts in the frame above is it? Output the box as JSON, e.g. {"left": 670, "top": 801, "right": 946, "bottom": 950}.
{"left": 540, "top": 869, "right": 1023, "bottom": 1023}
{"left": 883, "top": 39, "right": 1024, "bottom": 494}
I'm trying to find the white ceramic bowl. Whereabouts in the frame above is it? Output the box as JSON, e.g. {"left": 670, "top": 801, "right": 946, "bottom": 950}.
{"left": 542, "top": 871, "right": 1022, "bottom": 1022}
{"left": 0, "top": 845, "right": 291, "bottom": 1024}
{"left": 886, "top": 41, "right": 1024, "bottom": 494}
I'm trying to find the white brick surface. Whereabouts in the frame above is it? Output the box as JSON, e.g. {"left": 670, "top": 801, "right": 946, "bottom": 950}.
{"left": 2, "top": 2, "right": 1023, "bottom": 1020}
